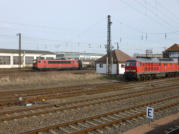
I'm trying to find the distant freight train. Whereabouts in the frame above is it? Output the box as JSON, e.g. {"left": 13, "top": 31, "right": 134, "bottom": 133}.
{"left": 33, "top": 58, "right": 82, "bottom": 70}
{"left": 124, "top": 58, "right": 179, "bottom": 80}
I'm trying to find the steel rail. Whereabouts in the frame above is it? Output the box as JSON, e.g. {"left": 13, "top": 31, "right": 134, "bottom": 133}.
{"left": 0, "top": 81, "right": 177, "bottom": 117}
{"left": 0, "top": 77, "right": 177, "bottom": 98}
{"left": 71, "top": 102, "right": 179, "bottom": 134}
{"left": 20, "top": 95, "right": 179, "bottom": 134}
{"left": 0, "top": 85, "right": 178, "bottom": 122}
{"left": 0, "top": 80, "right": 178, "bottom": 106}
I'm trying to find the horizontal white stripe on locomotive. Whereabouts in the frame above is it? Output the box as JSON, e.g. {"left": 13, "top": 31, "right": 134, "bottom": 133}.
{"left": 125, "top": 70, "right": 136, "bottom": 72}
{"left": 136, "top": 70, "right": 179, "bottom": 74}
{"left": 36, "top": 67, "right": 79, "bottom": 69}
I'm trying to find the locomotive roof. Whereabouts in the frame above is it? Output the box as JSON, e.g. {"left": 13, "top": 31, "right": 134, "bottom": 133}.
{"left": 38, "top": 58, "right": 76, "bottom": 61}
{"left": 127, "top": 57, "right": 178, "bottom": 63}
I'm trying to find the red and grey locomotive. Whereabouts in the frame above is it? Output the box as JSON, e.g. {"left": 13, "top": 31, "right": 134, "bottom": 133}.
{"left": 33, "top": 58, "right": 82, "bottom": 70}
{"left": 124, "top": 58, "right": 179, "bottom": 80}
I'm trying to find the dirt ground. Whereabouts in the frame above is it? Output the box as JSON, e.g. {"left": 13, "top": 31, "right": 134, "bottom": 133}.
{"left": 123, "top": 112, "right": 179, "bottom": 134}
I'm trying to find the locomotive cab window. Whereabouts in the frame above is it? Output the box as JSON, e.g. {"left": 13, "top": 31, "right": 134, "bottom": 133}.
{"left": 131, "top": 62, "right": 136, "bottom": 66}
{"left": 126, "top": 62, "right": 136, "bottom": 66}
{"left": 126, "top": 62, "right": 130, "bottom": 66}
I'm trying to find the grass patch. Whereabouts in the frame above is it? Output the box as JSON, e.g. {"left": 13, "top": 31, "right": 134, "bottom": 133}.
{"left": 0, "top": 70, "right": 106, "bottom": 88}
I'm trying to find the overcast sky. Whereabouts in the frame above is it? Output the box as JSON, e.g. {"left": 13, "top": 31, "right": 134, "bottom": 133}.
{"left": 0, "top": 0, "right": 179, "bottom": 56}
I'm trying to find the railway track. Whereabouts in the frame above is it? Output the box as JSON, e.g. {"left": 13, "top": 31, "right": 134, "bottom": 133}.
{"left": 165, "top": 126, "right": 179, "bottom": 134}
{"left": 0, "top": 77, "right": 177, "bottom": 134}
{"left": 20, "top": 95, "right": 179, "bottom": 134}
{"left": 0, "top": 83, "right": 178, "bottom": 122}
{"left": 0, "top": 78, "right": 178, "bottom": 106}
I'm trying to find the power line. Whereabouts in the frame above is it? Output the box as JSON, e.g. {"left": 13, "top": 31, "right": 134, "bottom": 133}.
{"left": 157, "top": 1, "right": 179, "bottom": 23}
{"left": 113, "top": 17, "right": 179, "bottom": 36}
{"left": 120, "top": 0, "right": 173, "bottom": 30}
{"left": 140, "top": 0, "right": 179, "bottom": 27}
{"left": 136, "top": 0, "right": 175, "bottom": 29}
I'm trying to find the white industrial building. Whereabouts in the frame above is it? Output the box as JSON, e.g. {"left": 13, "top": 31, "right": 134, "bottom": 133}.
{"left": 56, "top": 51, "right": 104, "bottom": 60}
{"left": 0, "top": 49, "right": 56, "bottom": 68}
{"left": 56, "top": 51, "right": 104, "bottom": 68}
{"left": 95, "top": 50, "right": 131, "bottom": 75}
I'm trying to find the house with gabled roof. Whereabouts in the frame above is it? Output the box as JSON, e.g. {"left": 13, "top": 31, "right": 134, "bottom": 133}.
{"left": 95, "top": 49, "right": 131, "bottom": 75}
{"left": 163, "top": 44, "right": 179, "bottom": 60}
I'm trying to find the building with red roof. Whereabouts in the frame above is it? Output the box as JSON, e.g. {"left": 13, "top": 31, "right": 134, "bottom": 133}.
{"left": 163, "top": 44, "right": 179, "bottom": 60}
{"left": 95, "top": 49, "right": 131, "bottom": 75}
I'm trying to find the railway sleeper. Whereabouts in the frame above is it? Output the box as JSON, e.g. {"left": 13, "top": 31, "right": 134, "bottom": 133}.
{"left": 85, "top": 120, "right": 98, "bottom": 126}
{"left": 69, "top": 125, "right": 80, "bottom": 130}
{"left": 113, "top": 114, "right": 123, "bottom": 118}
{"left": 125, "top": 120, "right": 134, "bottom": 124}
{"left": 96, "top": 129, "right": 104, "bottom": 134}
{"left": 93, "top": 119, "right": 106, "bottom": 124}
{"left": 49, "top": 129, "right": 58, "bottom": 134}
{"left": 112, "top": 123, "right": 120, "bottom": 128}
{"left": 101, "top": 117, "right": 113, "bottom": 122}
{"left": 58, "top": 127, "right": 72, "bottom": 133}
{"left": 108, "top": 115, "right": 118, "bottom": 120}
{"left": 77, "top": 122, "right": 90, "bottom": 128}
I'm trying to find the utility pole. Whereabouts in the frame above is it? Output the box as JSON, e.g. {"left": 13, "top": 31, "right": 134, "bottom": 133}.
{"left": 116, "top": 42, "right": 119, "bottom": 50}
{"left": 17, "top": 33, "right": 21, "bottom": 69}
{"left": 107, "top": 15, "right": 112, "bottom": 75}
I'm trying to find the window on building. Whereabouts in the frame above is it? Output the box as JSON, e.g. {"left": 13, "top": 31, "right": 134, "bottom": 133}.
{"left": 0, "top": 56, "right": 10, "bottom": 65}
{"left": 169, "top": 52, "right": 179, "bottom": 57}
{"left": 46, "top": 57, "right": 54, "bottom": 60}
{"left": 121, "top": 64, "right": 125, "bottom": 68}
{"left": 25, "top": 56, "right": 34, "bottom": 64}
{"left": 99, "top": 64, "right": 103, "bottom": 68}
{"left": 13, "top": 56, "right": 23, "bottom": 65}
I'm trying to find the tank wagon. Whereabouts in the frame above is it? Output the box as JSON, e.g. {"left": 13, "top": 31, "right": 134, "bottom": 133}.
{"left": 33, "top": 58, "right": 82, "bottom": 70}
{"left": 124, "top": 58, "right": 179, "bottom": 80}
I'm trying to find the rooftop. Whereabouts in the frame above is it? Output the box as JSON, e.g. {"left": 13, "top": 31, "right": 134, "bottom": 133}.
{"left": 165, "top": 43, "right": 179, "bottom": 51}
{"left": 0, "top": 48, "right": 55, "bottom": 54}
{"left": 96, "top": 49, "right": 131, "bottom": 63}
{"left": 56, "top": 51, "right": 104, "bottom": 56}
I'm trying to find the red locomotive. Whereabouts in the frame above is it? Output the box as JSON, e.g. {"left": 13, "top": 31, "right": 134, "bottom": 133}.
{"left": 124, "top": 58, "right": 179, "bottom": 80}
{"left": 33, "top": 58, "right": 82, "bottom": 70}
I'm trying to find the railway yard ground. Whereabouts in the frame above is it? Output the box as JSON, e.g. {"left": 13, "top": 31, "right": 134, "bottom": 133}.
{"left": 0, "top": 69, "right": 178, "bottom": 134}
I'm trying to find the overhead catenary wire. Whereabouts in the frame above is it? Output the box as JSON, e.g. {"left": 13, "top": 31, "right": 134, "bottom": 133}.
{"left": 138, "top": 0, "right": 179, "bottom": 28}
{"left": 156, "top": 0, "right": 179, "bottom": 23}
{"left": 120, "top": 0, "right": 174, "bottom": 31}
